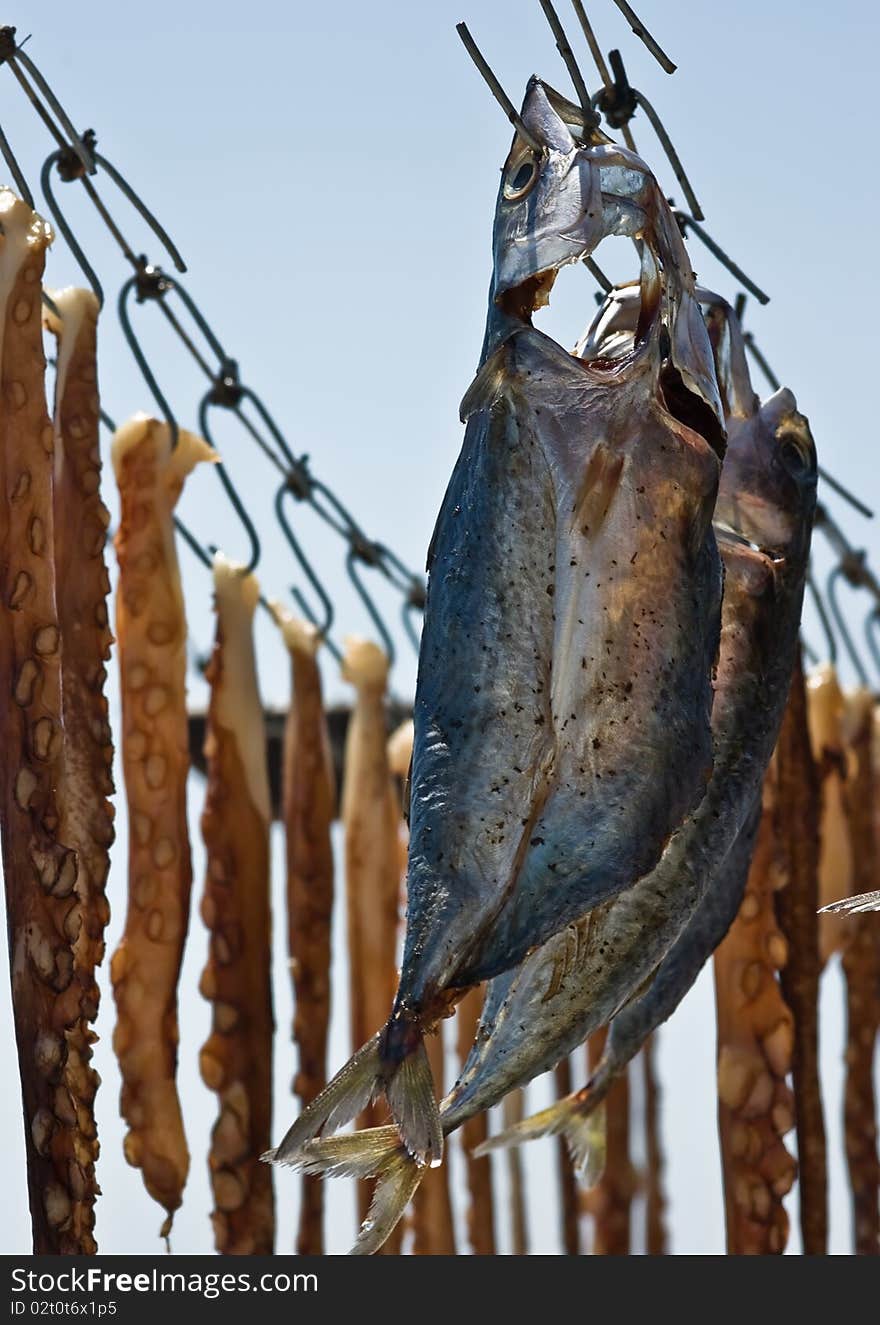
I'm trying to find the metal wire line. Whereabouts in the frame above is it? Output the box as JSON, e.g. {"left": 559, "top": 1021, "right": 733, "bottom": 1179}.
{"left": 1, "top": 28, "right": 424, "bottom": 659}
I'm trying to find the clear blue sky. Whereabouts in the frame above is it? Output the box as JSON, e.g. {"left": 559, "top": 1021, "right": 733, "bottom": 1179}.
{"left": 0, "top": 0, "right": 877, "bottom": 1254}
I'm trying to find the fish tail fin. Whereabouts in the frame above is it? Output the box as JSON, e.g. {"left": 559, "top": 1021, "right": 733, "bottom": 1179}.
{"left": 274, "top": 1125, "right": 424, "bottom": 1256}
{"left": 819, "top": 888, "right": 880, "bottom": 914}
{"left": 263, "top": 1032, "right": 384, "bottom": 1164}
{"left": 474, "top": 1072, "right": 612, "bottom": 1183}
{"left": 263, "top": 1021, "right": 443, "bottom": 1167}
{"left": 385, "top": 1032, "right": 444, "bottom": 1166}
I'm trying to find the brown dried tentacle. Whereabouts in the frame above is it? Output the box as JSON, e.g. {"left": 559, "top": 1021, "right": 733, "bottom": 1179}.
{"left": 584, "top": 1028, "right": 635, "bottom": 1255}
{"left": 0, "top": 192, "right": 99, "bottom": 1254}
{"left": 199, "top": 556, "right": 274, "bottom": 1255}
{"left": 642, "top": 1036, "right": 667, "bottom": 1255}
{"left": 773, "top": 656, "right": 827, "bottom": 1253}
{"left": 713, "top": 767, "right": 797, "bottom": 1255}
{"left": 840, "top": 690, "right": 880, "bottom": 1256}
{"left": 340, "top": 637, "right": 401, "bottom": 1235}
{"left": 555, "top": 1057, "right": 581, "bottom": 1255}
{"left": 110, "top": 415, "right": 214, "bottom": 1233}
{"left": 273, "top": 606, "right": 335, "bottom": 1256}
{"left": 455, "top": 985, "right": 496, "bottom": 1255}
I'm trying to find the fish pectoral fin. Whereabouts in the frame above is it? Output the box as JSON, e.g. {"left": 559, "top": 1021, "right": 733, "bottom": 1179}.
{"left": 571, "top": 443, "right": 624, "bottom": 537}
{"left": 459, "top": 341, "right": 512, "bottom": 422}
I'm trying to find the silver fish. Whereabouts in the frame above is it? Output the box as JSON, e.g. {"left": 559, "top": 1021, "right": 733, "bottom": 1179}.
{"left": 474, "top": 294, "right": 817, "bottom": 1165}
{"left": 274, "top": 296, "right": 817, "bottom": 1255}
{"left": 267, "top": 79, "right": 724, "bottom": 1169}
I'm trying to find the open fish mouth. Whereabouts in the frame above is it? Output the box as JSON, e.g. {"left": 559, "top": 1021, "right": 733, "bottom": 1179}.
{"left": 499, "top": 256, "right": 727, "bottom": 461}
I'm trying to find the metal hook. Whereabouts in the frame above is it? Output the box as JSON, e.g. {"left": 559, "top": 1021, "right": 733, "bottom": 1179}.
{"left": 0, "top": 27, "right": 93, "bottom": 175}
{"left": 807, "top": 570, "right": 837, "bottom": 665}
{"left": 118, "top": 268, "right": 180, "bottom": 447}
{"left": 736, "top": 309, "right": 875, "bottom": 521}
{"left": 538, "top": 0, "right": 599, "bottom": 133}
{"left": 609, "top": 0, "right": 677, "bottom": 75}
{"left": 346, "top": 545, "right": 396, "bottom": 667}
{"left": 864, "top": 608, "right": 880, "bottom": 683}
{"left": 198, "top": 392, "right": 261, "bottom": 575}
{"left": 0, "top": 117, "right": 35, "bottom": 207}
{"left": 456, "top": 23, "right": 543, "bottom": 154}
{"left": 670, "top": 207, "right": 770, "bottom": 305}
{"left": 40, "top": 141, "right": 185, "bottom": 306}
{"left": 827, "top": 563, "right": 869, "bottom": 686}
{"left": 274, "top": 482, "right": 336, "bottom": 642}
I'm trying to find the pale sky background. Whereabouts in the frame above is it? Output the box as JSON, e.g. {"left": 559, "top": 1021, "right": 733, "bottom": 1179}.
{"left": 0, "top": 0, "right": 878, "bottom": 1255}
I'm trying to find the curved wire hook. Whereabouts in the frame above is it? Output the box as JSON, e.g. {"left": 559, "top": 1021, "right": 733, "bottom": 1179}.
{"left": 198, "top": 393, "right": 261, "bottom": 575}
{"left": 346, "top": 546, "right": 396, "bottom": 667}
{"left": 807, "top": 570, "right": 837, "bottom": 666}
{"left": 41, "top": 142, "right": 186, "bottom": 306}
{"left": 118, "top": 270, "right": 179, "bottom": 447}
{"left": 827, "top": 564, "right": 868, "bottom": 687}
{"left": 864, "top": 608, "right": 880, "bottom": 684}
{"left": 274, "top": 482, "right": 336, "bottom": 643}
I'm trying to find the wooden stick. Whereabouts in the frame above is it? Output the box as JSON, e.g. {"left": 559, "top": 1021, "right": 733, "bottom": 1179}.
{"left": 585, "top": 1028, "right": 634, "bottom": 1254}
{"left": 341, "top": 637, "right": 401, "bottom": 1243}
{"left": 198, "top": 556, "right": 274, "bottom": 1254}
{"left": 0, "top": 190, "right": 97, "bottom": 1253}
{"left": 713, "top": 768, "right": 797, "bottom": 1254}
{"left": 555, "top": 1058, "right": 581, "bottom": 1254}
{"left": 110, "top": 415, "right": 214, "bottom": 1236}
{"left": 503, "top": 1090, "right": 529, "bottom": 1255}
{"left": 455, "top": 986, "right": 496, "bottom": 1254}
{"left": 772, "top": 655, "right": 827, "bottom": 1253}
{"left": 642, "top": 1037, "right": 667, "bottom": 1255}
{"left": 805, "top": 663, "right": 852, "bottom": 964}
{"left": 273, "top": 607, "right": 335, "bottom": 1256}
{"left": 839, "top": 689, "right": 880, "bottom": 1255}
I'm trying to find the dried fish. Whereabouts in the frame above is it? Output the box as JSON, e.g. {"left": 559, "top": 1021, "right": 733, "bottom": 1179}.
{"left": 462, "top": 297, "right": 815, "bottom": 1167}
{"left": 110, "top": 415, "right": 214, "bottom": 1234}
{"left": 270, "top": 77, "right": 725, "bottom": 1170}
{"left": 198, "top": 555, "right": 274, "bottom": 1255}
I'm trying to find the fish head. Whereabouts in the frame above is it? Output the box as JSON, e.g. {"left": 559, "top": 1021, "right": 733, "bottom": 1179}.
{"left": 490, "top": 79, "right": 635, "bottom": 316}
{"left": 715, "top": 387, "right": 817, "bottom": 564}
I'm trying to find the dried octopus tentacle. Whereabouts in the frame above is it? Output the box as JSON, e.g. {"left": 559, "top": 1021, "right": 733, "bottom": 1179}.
{"left": 713, "top": 767, "right": 797, "bottom": 1255}
{"left": 198, "top": 555, "right": 274, "bottom": 1254}
{"left": 44, "top": 284, "right": 115, "bottom": 1255}
{"left": 554, "top": 1056, "right": 581, "bottom": 1255}
{"left": 642, "top": 1037, "right": 667, "bottom": 1255}
{"left": 772, "top": 656, "right": 827, "bottom": 1254}
{"left": 271, "top": 605, "right": 335, "bottom": 1256}
{"left": 806, "top": 663, "right": 852, "bottom": 963}
{"left": 0, "top": 190, "right": 98, "bottom": 1253}
{"left": 455, "top": 985, "right": 496, "bottom": 1255}
{"left": 839, "top": 689, "right": 880, "bottom": 1256}
{"left": 340, "top": 637, "right": 401, "bottom": 1232}
{"left": 584, "top": 1028, "right": 635, "bottom": 1255}
{"left": 109, "top": 414, "right": 214, "bottom": 1234}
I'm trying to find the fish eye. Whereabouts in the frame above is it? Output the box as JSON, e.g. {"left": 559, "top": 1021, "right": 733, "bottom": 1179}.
{"left": 504, "top": 155, "right": 539, "bottom": 201}
{"left": 778, "top": 432, "right": 815, "bottom": 479}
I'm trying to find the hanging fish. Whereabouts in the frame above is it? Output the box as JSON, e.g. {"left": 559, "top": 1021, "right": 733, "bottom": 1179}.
{"left": 470, "top": 294, "right": 816, "bottom": 1168}
{"left": 267, "top": 76, "right": 725, "bottom": 1169}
